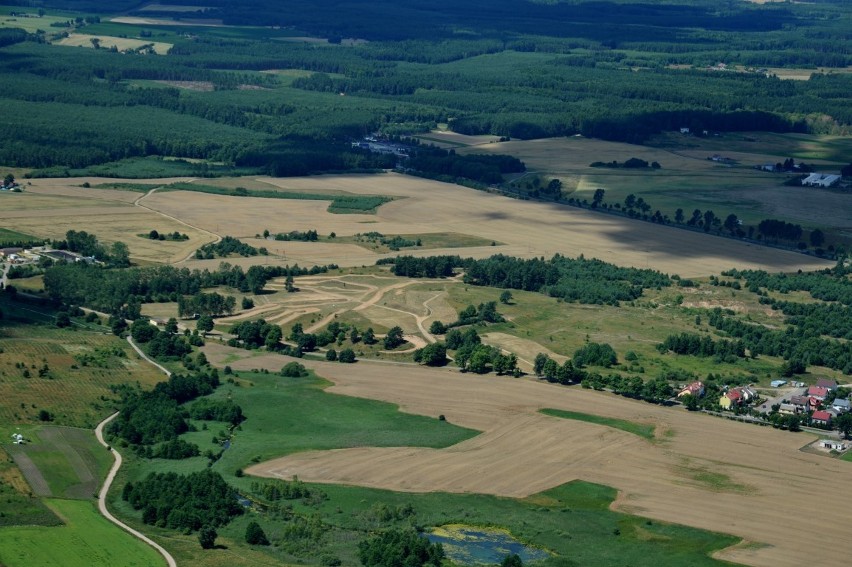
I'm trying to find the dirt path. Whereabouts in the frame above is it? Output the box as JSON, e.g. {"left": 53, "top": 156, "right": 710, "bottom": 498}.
{"left": 126, "top": 336, "right": 173, "bottom": 376}
{"left": 95, "top": 412, "right": 174, "bottom": 567}
{"left": 133, "top": 187, "right": 221, "bottom": 263}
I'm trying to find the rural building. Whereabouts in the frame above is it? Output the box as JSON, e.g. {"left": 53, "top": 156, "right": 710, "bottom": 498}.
{"left": 678, "top": 381, "right": 705, "bottom": 398}
{"left": 0, "top": 247, "right": 23, "bottom": 258}
{"left": 778, "top": 403, "right": 799, "bottom": 415}
{"left": 789, "top": 395, "right": 812, "bottom": 412}
{"left": 720, "top": 389, "right": 743, "bottom": 410}
{"left": 807, "top": 386, "right": 830, "bottom": 401}
{"left": 831, "top": 398, "right": 851, "bottom": 413}
{"left": 820, "top": 439, "right": 848, "bottom": 451}
{"left": 811, "top": 410, "right": 832, "bottom": 426}
{"left": 801, "top": 173, "right": 841, "bottom": 188}
{"left": 816, "top": 379, "right": 838, "bottom": 391}
{"left": 770, "top": 379, "right": 787, "bottom": 388}
{"left": 42, "top": 250, "right": 82, "bottom": 263}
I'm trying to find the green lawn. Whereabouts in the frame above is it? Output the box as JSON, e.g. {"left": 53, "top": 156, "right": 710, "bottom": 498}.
{"left": 539, "top": 408, "right": 656, "bottom": 441}
{"left": 0, "top": 227, "right": 41, "bottom": 245}
{"left": 0, "top": 498, "right": 164, "bottom": 567}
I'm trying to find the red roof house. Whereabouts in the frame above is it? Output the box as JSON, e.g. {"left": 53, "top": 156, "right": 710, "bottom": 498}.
{"left": 807, "top": 386, "right": 830, "bottom": 400}
{"left": 812, "top": 410, "right": 832, "bottom": 426}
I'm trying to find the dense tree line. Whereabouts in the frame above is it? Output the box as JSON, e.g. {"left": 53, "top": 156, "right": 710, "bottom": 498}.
{"left": 177, "top": 292, "right": 236, "bottom": 318}
{"left": 380, "top": 254, "right": 670, "bottom": 305}
{"left": 357, "top": 528, "right": 444, "bottom": 567}
{"left": 725, "top": 265, "right": 852, "bottom": 306}
{"left": 43, "top": 261, "right": 335, "bottom": 315}
{"left": 407, "top": 147, "right": 525, "bottom": 185}
{"left": 581, "top": 373, "right": 674, "bottom": 404}
{"left": 187, "top": 398, "right": 245, "bottom": 426}
{"left": 656, "top": 333, "right": 747, "bottom": 362}
{"left": 122, "top": 469, "right": 243, "bottom": 531}
{"left": 707, "top": 308, "right": 852, "bottom": 374}
{"left": 769, "top": 301, "right": 852, "bottom": 341}
{"left": 533, "top": 353, "right": 587, "bottom": 385}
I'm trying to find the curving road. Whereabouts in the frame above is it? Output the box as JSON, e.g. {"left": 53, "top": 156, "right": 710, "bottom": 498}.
{"left": 95, "top": 412, "right": 177, "bottom": 567}
{"left": 93, "top": 337, "right": 176, "bottom": 566}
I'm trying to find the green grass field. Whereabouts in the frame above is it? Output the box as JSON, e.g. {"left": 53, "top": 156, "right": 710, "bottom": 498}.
{"left": 0, "top": 227, "right": 42, "bottom": 245}
{"left": 539, "top": 408, "right": 657, "bottom": 441}
{"left": 160, "top": 181, "right": 393, "bottom": 214}
{"left": 110, "top": 369, "right": 739, "bottom": 567}
{"left": 0, "top": 498, "right": 164, "bottom": 567}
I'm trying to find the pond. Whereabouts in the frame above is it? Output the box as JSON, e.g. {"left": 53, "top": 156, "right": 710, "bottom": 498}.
{"left": 424, "top": 524, "right": 550, "bottom": 565}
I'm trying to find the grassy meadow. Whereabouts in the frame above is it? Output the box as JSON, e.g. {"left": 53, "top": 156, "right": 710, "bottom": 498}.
{"left": 539, "top": 408, "right": 657, "bottom": 441}
{"left": 0, "top": 498, "right": 164, "bottom": 567}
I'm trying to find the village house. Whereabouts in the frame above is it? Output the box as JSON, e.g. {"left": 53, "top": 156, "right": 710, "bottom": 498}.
{"left": 678, "top": 381, "right": 705, "bottom": 399}
{"left": 807, "top": 385, "right": 830, "bottom": 401}
{"left": 815, "top": 378, "right": 838, "bottom": 391}
{"left": 789, "top": 395, "right": 812, "bottom": 413}
{"left": 831, "top": 398, "right": 851, "bottom": 414}
{"left": 811, "top": 410, "right": 832, "bottom": 427}
{"left": 719, "top": 386, "right": 758, "bottom": 411}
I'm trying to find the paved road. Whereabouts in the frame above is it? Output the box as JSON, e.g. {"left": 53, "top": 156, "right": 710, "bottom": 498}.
{"left": 95, "top": 412, "right": 177, "bottom": 567}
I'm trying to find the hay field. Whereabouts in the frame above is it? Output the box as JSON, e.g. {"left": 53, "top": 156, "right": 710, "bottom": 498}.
{"left": 214, "top": 349, "right": 852, "bottom": 567}
{"left": 57, "top": 33, "right": 173, "bottom": 54}
{"left": 143, "top": 173, "right": 831, "bottom": 277}
{"left": 0, "top": 177, "right": 216, "bottom": 263}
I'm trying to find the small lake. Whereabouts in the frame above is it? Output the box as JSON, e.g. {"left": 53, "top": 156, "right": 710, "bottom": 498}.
{"left": 424, "top": 524, "right": 550, "bottom": 565}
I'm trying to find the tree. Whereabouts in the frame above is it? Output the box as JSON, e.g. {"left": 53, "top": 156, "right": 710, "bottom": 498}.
{"left": 326, "top": 348, "right": 338, "bottom": 361}
{"left": 357, "top": 528, "right": 444, "bottom": 567}
{"left": 281, "top": 361, "right": 308, "bottom": 377}
{"left": 4, "top": 173, "right": 15, "bottom": 186}
{"left": 241, "top": 297, "right": 254, "bottom": 309}
{"left": 384, "top": 326, "right": 405, "bottom": 350}
{"left": 499, "top": 290, "right": 513, "bottom": 304}
{"left": 674, "top": 208, "right": 684, "bottom": 224}
{"left": 198, "top": 525, "right": 217, "bottom": 549}
{"left": 165, "top": 318, "right": 179, "bottom": 334}
{"left": 414, "top": 343, "right": 447, "bottom": 366}
{"left": 501, "top": 554, "right": 524, "bottom": 567}
{"left": 110, "top": 241, "right": 131, "bottom": 267}
{"left": 264, "top": 325, "right": 282, "bottom": 351}
{"left": 429, "top": 320, "right": 446, "bottom": 335}
{"left": 810, "top": 229, "right": 825, "bottom": 248}
{"left": 55, "top": 312, "right": 72, "bottom": 328}
{"left": 197, "top": 315, "right": 214, "bottom": 336}
{"left": 363, "top": 328, "right": 377, "bottom": 345}
{"left": 245, "top": 521, "right": 270, "bottom": 545}
{"left": 338, "top": 348, "right": 356, "bottom": 363}
{"left": 90, "top": 37, "right": 101, "bottom": 49}
{"left": 592, "top": 188, "right": 605, "bottom": 208}
{"left": 723, "top": 214, "right": 739, "bottom": 235}
{"left": 836, "top": 413, "right": 852, "bottom": 439}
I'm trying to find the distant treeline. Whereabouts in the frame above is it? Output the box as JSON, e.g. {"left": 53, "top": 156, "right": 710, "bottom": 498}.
{"left": 379, "top": 253, "right": 671, "bottom": 305}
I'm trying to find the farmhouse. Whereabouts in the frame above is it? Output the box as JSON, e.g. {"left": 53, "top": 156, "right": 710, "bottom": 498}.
{"left": 807, "top": 386, "right": 830, "bottom": 401}
{"left": 678, "top": 381, "right": 705, "bottom": 398}
{"left": 789, "top": 395, "right": 812, "bottom": 412}
{"left": 0, "top": 247, "right": 23, "bottom": 258}
{"left": 801, "top": 173, "right": 841, "bottom": 188}
{"left": 831, "top": 398, "right": 851, "bottom": 413}
{"left": 811, "top": 410, "right": 832, "bottom": 426}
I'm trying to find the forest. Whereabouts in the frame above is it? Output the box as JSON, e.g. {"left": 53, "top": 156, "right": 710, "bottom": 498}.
{"left": 0, "top": 0, "right": 849, "bottom": 179}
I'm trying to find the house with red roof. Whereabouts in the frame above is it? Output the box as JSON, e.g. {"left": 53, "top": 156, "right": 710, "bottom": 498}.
{"left": 719, "top": 389, "right": 743, "bottom": 410}
{"left": 811, "top": 410, "right": 832, "bottom": 427}
{"left": 678, "top": 381, "right": 705, "bottom": 399}
{"left": 807, "top": 386, "right": 830, "bottom": 401}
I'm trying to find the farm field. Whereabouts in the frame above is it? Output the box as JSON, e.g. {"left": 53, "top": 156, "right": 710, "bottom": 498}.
{"left": 56, "top": 33, "right": 172, "bottom": 54}
{"left": 6, "top": 170, "right": 833, "bottom": 276}
{"left": 460, "top": 133, "right": 852, "bottom": 234}
{"left": 137, "top": 173, "right": 832, "bottom": 277}
{"left": 0, "top": 296, "right": 165, "bottom": 428}
{"left": 203, "top": 351, "right": 852, "bottom": 567}
{"left": 0, "top": 498, "right": 165, "bottom": 567}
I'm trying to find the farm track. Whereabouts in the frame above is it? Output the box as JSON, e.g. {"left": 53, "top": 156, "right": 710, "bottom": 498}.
{"left": 132, "top": 187, "right": 222, "bottom": 263}
{"left": 95, "top": 413, "right": 174, "bottom": 567}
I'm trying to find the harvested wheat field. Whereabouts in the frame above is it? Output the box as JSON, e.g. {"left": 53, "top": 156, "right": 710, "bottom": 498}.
{"left": 206, "top": 346, "right": 852, "bottom": 567}
{"left": 0, "top": 177, "right": 216, "bottom": 263}
{"left": 141, "top": 173, "right": 830, "bottom": 277}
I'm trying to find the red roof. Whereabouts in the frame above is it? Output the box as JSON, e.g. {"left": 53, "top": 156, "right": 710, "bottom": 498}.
{"left": 812, "top": 410, "right": 832, "bottom": 422}
{"left": 807, "top": 386, "right": 830, "bottom": 398}
{"left": 726, "top": 390, "right": 743, "bottom": 401}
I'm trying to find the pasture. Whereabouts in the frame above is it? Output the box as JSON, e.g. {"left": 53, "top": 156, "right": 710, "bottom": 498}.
{"left": 0, "top": 498, "right": 165, "bottom": 567}
{"left": 3, "top": 424, "right": 112, "bottom": 499}
{"left": 219, "top": 354, "right": 852, "bottom": 567}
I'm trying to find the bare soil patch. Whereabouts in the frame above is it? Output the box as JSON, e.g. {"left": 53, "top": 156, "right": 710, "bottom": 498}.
{"left": 210, "top": 346, "right": 852, "bottom": 567}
